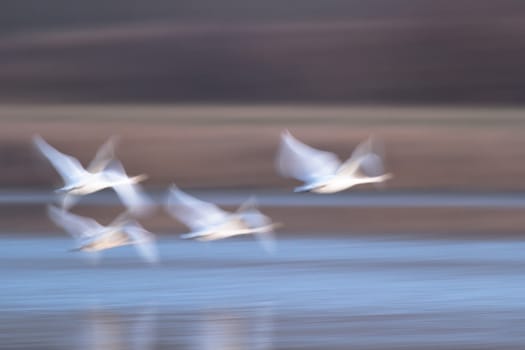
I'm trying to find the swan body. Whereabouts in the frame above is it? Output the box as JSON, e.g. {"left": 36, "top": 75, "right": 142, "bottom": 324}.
{"left": 294, "top": 173, "right": 393, "bottom": 194}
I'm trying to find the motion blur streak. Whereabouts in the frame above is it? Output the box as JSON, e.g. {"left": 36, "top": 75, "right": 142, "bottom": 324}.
{"left": 2, "top": 1, "right": 525, "bottom": 349}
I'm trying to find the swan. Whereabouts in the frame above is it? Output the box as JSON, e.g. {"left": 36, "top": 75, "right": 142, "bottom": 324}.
{"left": 47, "top": 205, "right": 158, "bottom": 264}
{"left": 164, "top": 185, "right": 278, "bottom": 253}
{"left": 276, "top": 130, "right": 392, "bottom": 193}
{"left": 33, "top": 135, "right": 152, "bottom": 214}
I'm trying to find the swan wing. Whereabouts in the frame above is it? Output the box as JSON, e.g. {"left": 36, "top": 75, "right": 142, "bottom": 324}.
{"left": 238, "top": 199, "right": 277, "bottom": 253}
{"left": 104, "top": 160, "right": 153, "bottom": 215}
{"left": 33, "top": 135, "right": 87, "bottom": 185}
{"left": 47, "top": 205, "right": 103, "bottom": 240}
{"left": 112, "top": 182, "right": 154, "bottom": 216}
{"left": 164, "top": 185, "right": 229, "bottom": 231}
{"left": 87, "top": 136, "right": 118, "bottom": 173}
{"left": 338, "top": 136, "right": 386, "bottom": 177}
{"left": 124, "top": 223, "right": 159, "bottom": 264}
{"left": 276, "top": 130, "right": 340, "bottom": 183}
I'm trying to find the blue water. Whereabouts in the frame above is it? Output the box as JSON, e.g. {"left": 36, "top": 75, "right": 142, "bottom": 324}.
{"left": 1, "top": 236, "right": 525, "bottom": 349}
{"left": 4, "top": 189, "right": 525, "bottom": 208}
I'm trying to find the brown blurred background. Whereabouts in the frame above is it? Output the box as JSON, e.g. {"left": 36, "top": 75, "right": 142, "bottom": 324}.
{"left": 2, "top": 0, "right": 525, "bottom": 234}
{"left": 1, "top": 0, "right": 525, "bottom": 188}
{"left": 1, "top": 0, "right": 525, "bottom": 104}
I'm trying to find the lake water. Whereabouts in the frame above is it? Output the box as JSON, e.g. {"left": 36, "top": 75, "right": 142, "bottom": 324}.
{"left": 1, "top": 236, "right": 525, "bottom": 349}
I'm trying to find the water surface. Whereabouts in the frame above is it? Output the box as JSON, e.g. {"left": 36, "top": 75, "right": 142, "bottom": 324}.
{"left": 1, "top": 236, "right": 525, "bottom": 349}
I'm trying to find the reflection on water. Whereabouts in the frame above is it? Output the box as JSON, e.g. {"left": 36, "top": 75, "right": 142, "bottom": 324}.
{"left": 3, "top": 237, "right": 525, "bottom": 349}
{"left": 78, "top": 306, "right": 156, "bottom": 350}
{"left": 0, "top": 304, "right": 275, "bottom": 349}
{"left": 193, "top": 304, "right": 273, "bottom": 350}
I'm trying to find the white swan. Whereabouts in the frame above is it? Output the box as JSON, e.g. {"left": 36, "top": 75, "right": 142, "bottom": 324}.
{"left": 164, "top": 185, "right": 278, "bottom": 253}
{"left": 276, "top": 130, "right": 392, "bottom": 193}
{"left": 33, "top": 135, "right": 152, "bottom": 214}
{"left": 48, "top": 205, "right": 158, "bottom": 264}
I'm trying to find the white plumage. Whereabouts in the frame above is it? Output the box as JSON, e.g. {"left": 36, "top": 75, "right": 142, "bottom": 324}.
{"left": 164, "top": 185, "right": 277, "bottom": 253}
{"left": 276, "top": 130, "right": 392, "bottom": 193}
{"left": 34, "top": 135, "right": 153, "bottom": 215}
{"left": 48, "top": 205, "right": 158, "bottom": 264}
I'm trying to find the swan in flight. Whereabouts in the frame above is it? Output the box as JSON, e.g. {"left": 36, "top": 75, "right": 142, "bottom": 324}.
{"left": 276, "top": 130, "right": 392, "bottom": 193}
{"left": 48, "top": 206, "right": 159, "bottom": 264}
{"left": 33, "top": 135, "right": 153, "bottom": 214}
{"left": 164, "top": 185, "right": 278, "bottom": 253}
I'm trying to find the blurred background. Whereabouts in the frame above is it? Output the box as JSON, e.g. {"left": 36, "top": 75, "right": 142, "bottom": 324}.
{"left": 2, "top": 0, "right": 525, "bottom": 234}
{"left": 2, "top": 1, "right": 525, "bottom": 349}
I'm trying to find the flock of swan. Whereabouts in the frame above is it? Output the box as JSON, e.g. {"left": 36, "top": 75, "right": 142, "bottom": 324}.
{"left": 33, "top": 131, "right": 392, "bottom": 264}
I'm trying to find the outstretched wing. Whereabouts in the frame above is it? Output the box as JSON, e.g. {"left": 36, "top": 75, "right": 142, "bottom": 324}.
{"left": 33, "top": 135, "right": 87, "bottom": 185}
{"left": 113, "top": 182, "right": 154, "bottom": 216}
{"left": 60, "top": 192, "right": 81, "bottom": 210}
{"left": 108, "top": 210, "right": 132, "bottom": 228}
{"left": 47, "top": 205, "right": 103, "bottom": 240}
{"left": 275, "top": 130, "right": 340, "bottom": 183}
{"left": 104, "top": 160, "right": 154, "bottom": 216}
{"left": 124, "top": 222, "right": 159, "bottom": 264}
{"left": 237, "top": 198, "right": 277, "bottom": 254}
{"left": 164, "top": 185, "right": 229, "bottom": 231}
{"left": 337, "top": 136, "right": 386, "bottom": 177}
{"left": 87, "top": 136, "right": 118, "bottom": 173}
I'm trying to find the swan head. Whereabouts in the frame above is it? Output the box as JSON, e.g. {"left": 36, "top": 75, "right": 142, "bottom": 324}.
{"left": 131, "top": 174, "right": 149, "bottom": 184}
